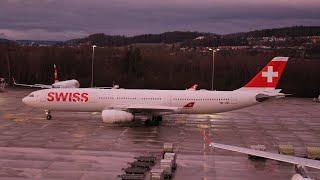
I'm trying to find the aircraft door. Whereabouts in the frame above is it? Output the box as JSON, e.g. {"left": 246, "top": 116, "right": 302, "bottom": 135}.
{"left": 164, "top": 94, "right": 172, "bottom": 106}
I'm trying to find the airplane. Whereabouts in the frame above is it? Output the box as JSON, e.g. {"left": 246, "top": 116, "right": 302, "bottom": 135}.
{"left": 211, "top": 143, "right": 318, "bottom": 179}
{"left": 201, "top": 131, "right": 318, "bottom": 179}
{"left": 14, "top": 64, "right": 80, "bottom": 88}
{"left": 22, "top": 57, "right": 289, "bottom": 122}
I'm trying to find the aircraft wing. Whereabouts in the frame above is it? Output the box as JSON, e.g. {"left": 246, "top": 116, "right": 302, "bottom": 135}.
{"left": 112, "top": 105, "right": 180, "bottom": 114}
{"left": 13, "top": 78, "right": 52, "bottom": 89}
{"left": 210, "top": 142, "right": 320, "bottom": 170}
{"left": 93, "top": 87, "right": 114, "bottom": 89}
{"left": 94, "top": 84, "right": 120, "bottom": 89}
{"left": 112, "top": 101, "right": 195, "bottom": 114}
{"left": 14, "top": 83, "right": 52, "bottom": 89}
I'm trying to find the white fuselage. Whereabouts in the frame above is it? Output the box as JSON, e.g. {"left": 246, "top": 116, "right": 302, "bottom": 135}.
{"left": 22, "top": 88, "right": 262, "bottom": 114}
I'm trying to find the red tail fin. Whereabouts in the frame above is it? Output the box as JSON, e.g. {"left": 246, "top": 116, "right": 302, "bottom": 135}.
{"left": 54, "top": 64, "right": 59, "bottom": 83}
{"left": 244, "top": 57, "right": 288, "bottom": 88}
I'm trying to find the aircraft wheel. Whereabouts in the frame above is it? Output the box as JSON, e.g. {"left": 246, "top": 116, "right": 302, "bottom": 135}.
{"left": 145, "top": 116, "right": 162, "bottom": 126}
{"left": 156, "top": 116, "right": 163, "bottom": 121}
{"left": 152, "top": 116, "right": 162, "bottom": 126}
{"left": 45, "top": 110, "right": 52, "bottom": 120}
{"left": 145, "top": 119, "right": 151, "bottom": 126}
{"left": 153, "top": 120, "right": 160, "bottom": 126}
{"left": 46, "top": 115, "right": 52, "bottom": 120}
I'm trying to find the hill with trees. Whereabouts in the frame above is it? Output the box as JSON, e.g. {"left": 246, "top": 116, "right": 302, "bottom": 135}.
{"left": 67, "top": 31, "right": 210, "bottom": 46}
{"left": 0, "top": 38, "right": 15, "bottom": 45}
{"left": 0, "top": 26, "right": 319, "bottom": 97}
{"left": 0, "top": 44, "right": 319, "bottom": 97}
{"left": 229, "top": 26, "right": 320, "bottom": 38}
{"left": 66, "top": 26, "right": 320, "bottom": 47}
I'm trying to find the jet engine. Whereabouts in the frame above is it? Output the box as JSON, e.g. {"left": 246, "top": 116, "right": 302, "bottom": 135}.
{"left": 52, "top": 80, "right": 80, "bottom": 88}
{"left": 291, "top": 174, "right": 311, "bottom": 180}
{"left": 101, "top": 110, "right": 134, "bottom": 123}
{"left": 255, "top": 93, "right": 270, "bottom": 102}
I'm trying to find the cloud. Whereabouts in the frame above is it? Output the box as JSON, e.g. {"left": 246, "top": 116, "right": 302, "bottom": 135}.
{"left": 0, "top": 0, "right": 319, "bottom": 40}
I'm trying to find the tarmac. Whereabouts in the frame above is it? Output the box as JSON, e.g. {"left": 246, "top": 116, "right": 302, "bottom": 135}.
{"left": 0, "top": 88, "right": 320, "bottom": 180}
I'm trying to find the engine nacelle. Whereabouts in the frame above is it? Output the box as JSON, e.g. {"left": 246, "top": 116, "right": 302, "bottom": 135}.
{"left": 291, "top": 174, "right": 311, "bottom": 180}
{"left": 52, "top": 80, "right": 80, "bottom": 88}
{"left": 101, "top": 110, "right": 133, "bottom": 123}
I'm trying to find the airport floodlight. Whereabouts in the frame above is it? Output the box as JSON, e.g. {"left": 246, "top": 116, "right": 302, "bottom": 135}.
{"left": 91, "top": 45, "right": 97, "bottom": 87}
{"left": 208, "top": 48, "right": 220, "bottom": 90}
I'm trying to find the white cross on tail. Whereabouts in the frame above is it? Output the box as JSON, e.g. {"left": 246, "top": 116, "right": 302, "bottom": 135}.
{"left": 262, "top": 66, "right": 278, "bottom": 83}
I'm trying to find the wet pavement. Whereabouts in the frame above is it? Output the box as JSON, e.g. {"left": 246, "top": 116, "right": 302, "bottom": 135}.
{"left": 0, "top": 89, "right": 320, "bottom": 180}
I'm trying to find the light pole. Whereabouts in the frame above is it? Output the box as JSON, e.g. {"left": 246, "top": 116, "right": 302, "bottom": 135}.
{"left": 91, "top": 45, "right": 97, "bottom": 87}
{"left": 5, "top": 46, "right": 11, "bottom": 86}
{"left": 208, "top": 48, "right": 220, "bottom": 90}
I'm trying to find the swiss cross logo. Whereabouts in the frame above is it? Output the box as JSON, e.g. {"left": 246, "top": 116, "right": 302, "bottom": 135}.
{"left": 244, "top": 57, "right": 288, "bottom": 88}
{"left": 184, "top": 102, "right": 195, "bottom": 108}
{"left": 262, "top": 66, "right": 278, "bottom": 83}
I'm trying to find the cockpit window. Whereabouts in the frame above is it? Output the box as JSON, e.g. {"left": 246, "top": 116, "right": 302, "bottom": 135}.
{"left": 28, "top": 94, "right": 34, "bottom": 97}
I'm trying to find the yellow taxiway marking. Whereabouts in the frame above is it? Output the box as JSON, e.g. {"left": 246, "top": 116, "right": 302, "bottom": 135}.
{"left": 1, "top": 112, "right": 29, "bottom": 123}
{"left": 71, "top": 133, "right": 87, "bottom": 138}
{"left": 197, "top": 124, "right": 210, "bottom": 129}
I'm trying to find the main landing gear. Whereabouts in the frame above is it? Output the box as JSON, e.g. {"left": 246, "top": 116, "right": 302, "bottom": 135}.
{"left": 45, "top": 110, "right": 52, "bottom": 120}
{"left": 145, "top": 115, "right": 163, "bottom": 126}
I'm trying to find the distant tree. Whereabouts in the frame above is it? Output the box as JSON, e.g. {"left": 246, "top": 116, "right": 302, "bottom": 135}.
{"left": 123, "top": 47, "right": 144, "bottom": 79}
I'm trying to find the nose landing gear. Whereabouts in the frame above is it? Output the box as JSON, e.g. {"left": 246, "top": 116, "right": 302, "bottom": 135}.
{"left": 145, "top": 115, "right": 162, "bottom": 126}
{"left": 45, "top": 110, "right": 52, "bottom": 120}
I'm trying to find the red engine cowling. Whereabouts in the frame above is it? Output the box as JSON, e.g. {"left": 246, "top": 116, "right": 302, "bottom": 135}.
{"left": 101, "top": 110, "right": 133, "bottom": 123}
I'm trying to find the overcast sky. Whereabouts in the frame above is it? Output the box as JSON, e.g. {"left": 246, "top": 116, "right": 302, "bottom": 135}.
{"left": 0, "top": 0, "right": 319, "bottom": 40}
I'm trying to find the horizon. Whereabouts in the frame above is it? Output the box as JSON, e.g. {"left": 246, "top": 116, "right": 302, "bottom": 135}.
{"left": 3, "top": 26, "right": 320, "bottom": 41}
{"left": 1, "top": 0, "right": 320, "bottom": 41}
